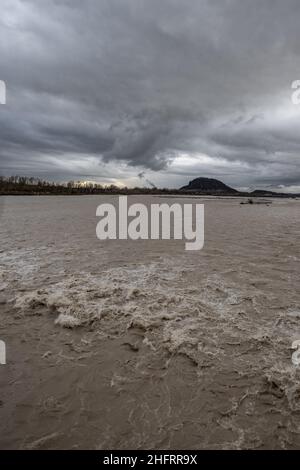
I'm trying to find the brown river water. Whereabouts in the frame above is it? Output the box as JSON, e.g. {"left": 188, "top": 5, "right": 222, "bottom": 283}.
{"left": 0, "top": 195, "right": 300, "bottom": 449}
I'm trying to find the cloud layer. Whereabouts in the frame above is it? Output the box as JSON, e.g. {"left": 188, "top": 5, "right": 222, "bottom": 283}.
{"left": 1, "top": 0, "right": 300, "bottom": 190}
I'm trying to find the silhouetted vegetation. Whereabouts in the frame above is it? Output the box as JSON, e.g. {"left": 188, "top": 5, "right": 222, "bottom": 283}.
{"left": 0, "top": 175, "right": 297, "bottom": 198}
{"left": 0, "top": 175, "right": 176, "bottom": 196}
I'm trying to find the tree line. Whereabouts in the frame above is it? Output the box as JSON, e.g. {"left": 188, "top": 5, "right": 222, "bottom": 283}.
{"left": 0, "top": 175, "right": 176, "bottom": 195}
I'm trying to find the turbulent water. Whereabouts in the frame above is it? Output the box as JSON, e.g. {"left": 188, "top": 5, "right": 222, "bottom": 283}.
{"left": 0, "top": 195, "right": 300, "bottom": 449}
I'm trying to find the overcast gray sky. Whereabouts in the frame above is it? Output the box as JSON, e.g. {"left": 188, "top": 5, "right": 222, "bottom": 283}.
{"left": 1, "top": 0, "right": 300, "bottom": 191}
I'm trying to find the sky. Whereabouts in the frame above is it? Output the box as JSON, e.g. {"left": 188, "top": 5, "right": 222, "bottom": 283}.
{"left": 1, "top": 0, "right": 300, "bottom": 191}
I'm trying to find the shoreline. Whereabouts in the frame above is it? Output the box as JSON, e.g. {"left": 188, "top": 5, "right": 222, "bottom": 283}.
{"left": 0, "top": 192, "right": 298, "bottom": 199}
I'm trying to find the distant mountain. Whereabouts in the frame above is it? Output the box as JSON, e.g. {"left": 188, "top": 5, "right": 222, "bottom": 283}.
{"left": 250, "top": 189, "right": 297, "bottom": 197}
{"left": 179, "top": 178, "right": 299, "bottom": 197}
{"left": 181, "top": 177, "right": 238, "bottom": 194}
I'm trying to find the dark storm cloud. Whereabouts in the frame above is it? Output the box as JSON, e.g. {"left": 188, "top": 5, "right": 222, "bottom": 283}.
{"left": 0, "top": 0, "right": 300, "bottom": 188}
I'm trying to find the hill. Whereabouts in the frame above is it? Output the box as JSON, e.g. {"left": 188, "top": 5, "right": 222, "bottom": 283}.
{"left": 180, "top": 177, "right": 238, "bottom": 194}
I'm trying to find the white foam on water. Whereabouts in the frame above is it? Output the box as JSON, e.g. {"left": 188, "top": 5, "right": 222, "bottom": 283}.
{"left": 11, "top": 257, "right": 297, "bottom": 378}
{"left": 54, "top": 314, "right": 82, "bottom": 328}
